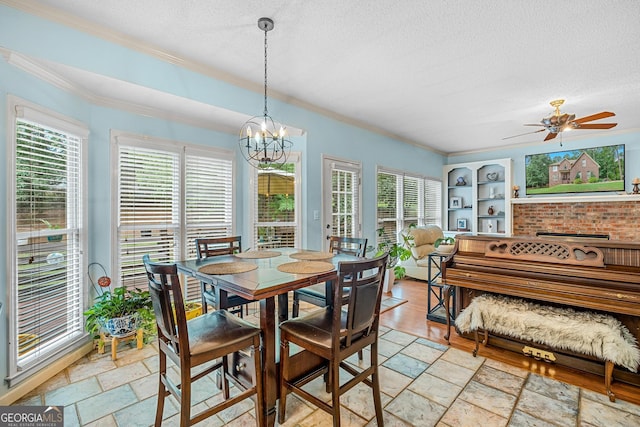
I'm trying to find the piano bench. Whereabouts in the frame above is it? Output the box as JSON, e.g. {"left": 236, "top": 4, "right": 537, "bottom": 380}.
{"left": 455, "top": 294, "right": 640, "bottom": 402}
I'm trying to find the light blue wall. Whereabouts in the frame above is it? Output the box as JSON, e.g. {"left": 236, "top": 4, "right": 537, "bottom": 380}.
{"left": 0, "top": 4, "right": 445, "bottom": 397}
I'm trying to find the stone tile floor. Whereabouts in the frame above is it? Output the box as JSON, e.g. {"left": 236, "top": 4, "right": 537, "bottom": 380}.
{"left": 14, "top": 322, "right": 640, "bottom": 427}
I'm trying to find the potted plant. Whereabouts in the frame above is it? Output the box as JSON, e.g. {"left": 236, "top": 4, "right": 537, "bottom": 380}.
{"left": 434, "top": 236, "right": 456, "bottom": 254}
{"left": 375, "top": 227, "right": 412, "bottom": 285}
{"left": 84, "top": 286, "right": 154, "bottom": 339}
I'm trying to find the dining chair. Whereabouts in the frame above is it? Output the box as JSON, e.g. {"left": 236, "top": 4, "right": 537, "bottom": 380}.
{"left": 291, "top": 236, "right": 368, "bottom": 318}
{"left": 195, "top": 236, "right": 252, "bottom": 317}
{"left": 278, "top": 253, "right": 388, "bottom": 427}
{"left": 143, "top": 255, "right": 264, "bottom": 427}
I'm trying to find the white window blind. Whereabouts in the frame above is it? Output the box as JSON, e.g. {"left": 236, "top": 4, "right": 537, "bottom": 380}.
{"left": 117, "top": 145, "right": 180, "bottom": 290}
{"left": 114, "top": 136, "right": 234, "bottom": 301}
{"left": 184, "top": 151, "right": 233, "bottom": 299}
{"left": 9, "top": 101, "right": 87, "bottom": 386}
{"left": 377, "top": 167, "right": 442, "bottom": 246}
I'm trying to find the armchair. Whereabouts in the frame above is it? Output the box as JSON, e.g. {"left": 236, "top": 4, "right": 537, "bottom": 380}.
{"left": 398, "top": 225, "right": 444, "bottom": 281}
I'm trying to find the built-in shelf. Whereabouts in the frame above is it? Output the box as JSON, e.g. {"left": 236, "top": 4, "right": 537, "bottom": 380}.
{"left": 512, "top": 194, "right": 639, "bottom": 204}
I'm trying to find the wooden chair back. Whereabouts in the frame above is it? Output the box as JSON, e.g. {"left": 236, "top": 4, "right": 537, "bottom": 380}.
{"left": 196, "top": 236, "right": 242, "bottom": 259}
{"left": 328, "top": 236, "right": 367, "bottom": 257}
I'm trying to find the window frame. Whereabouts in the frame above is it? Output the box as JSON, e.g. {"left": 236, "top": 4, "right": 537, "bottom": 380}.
{"left": 6, "top": 95, "right": 89, "bottom": 386}
{"left": 110, "top": 131, "right": 235, "bottom": 300}
{"left": 376, "top": 166, "right": 442, "bottom": 246}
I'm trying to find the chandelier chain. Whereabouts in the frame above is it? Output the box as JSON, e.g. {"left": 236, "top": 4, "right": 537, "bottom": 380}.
{"left": 263, "top": 25, "right": 268, "bottom": 117}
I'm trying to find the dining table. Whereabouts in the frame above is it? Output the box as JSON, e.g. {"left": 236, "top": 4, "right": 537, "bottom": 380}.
{"left": 175, "top": 247, "right": 359, "bottom": 427}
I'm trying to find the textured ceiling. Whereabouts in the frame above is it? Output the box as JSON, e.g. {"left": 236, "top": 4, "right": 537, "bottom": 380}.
{"left": 7, "top": 0, "right": 640, "bottom": 154}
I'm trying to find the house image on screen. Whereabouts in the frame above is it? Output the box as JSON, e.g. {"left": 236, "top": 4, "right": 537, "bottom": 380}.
{"left": 548, "top": 152, "right": 600, "bottom": 186}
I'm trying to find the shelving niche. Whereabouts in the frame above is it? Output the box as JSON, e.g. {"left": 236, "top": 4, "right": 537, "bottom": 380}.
{"left": 443, "top": 158, "right": 512, "bottom": 236}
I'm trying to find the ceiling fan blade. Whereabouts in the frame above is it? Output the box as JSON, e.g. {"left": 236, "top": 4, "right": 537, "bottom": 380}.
{"left": 523, "top": 124, "right": 545, "bottom": 127}
{"left": 572, "top": 111, "right": 615, "bottom": 124}
{"left": 502, "top": 128, "right": 545, "bottom": 140}
{"left": 544, "top": 132, "right": 558, "bottom": 141}
{"left": 574, "top": 123, "right": 618, "bottom": 129}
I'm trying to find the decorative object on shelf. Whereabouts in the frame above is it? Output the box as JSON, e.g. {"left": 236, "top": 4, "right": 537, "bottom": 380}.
{"left": 456, "top": 176, "right": 467, "bottom": 186}
{"left": 633, "top": 177, "right": 640, "bottom": 195}
{"left": 483, "top": 219, "right": 498, "bottom": 233}
{"left": 449, "top": 197, "right": 462, "bottom": 209}
{"left": 487, "top": 205, "right": 495, "bottom": 215}
{"left": 513, "top": 185, "right": 520, "bottom": 198}
{"left": 238, "top": 17, "right": 293, "bottom": 168}
{"left": 486, "top": 172, "right": 499, "bottom": 181}
{"left": 457, "top": 218, "right": 468, "bottom": 231}
{"left": 489, "top": 187, "right": 496, "bottom": 199}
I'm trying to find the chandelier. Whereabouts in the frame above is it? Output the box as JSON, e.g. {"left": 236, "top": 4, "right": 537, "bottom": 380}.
{"left": 238, "top": 17, "right": 293, "bottom": 168}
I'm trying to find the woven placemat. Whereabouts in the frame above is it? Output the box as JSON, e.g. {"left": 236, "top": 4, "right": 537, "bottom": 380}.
{"left": 289, "top": 251, "right": 335, "bottom": 261}
{"left": 277, "top": 261, "right": 335, "bottom": 274}
{"left": 198, "top": 262, "right": 257, "bottom": 275}
{"left": 234, "top": 250, "right": 281, "bottom": 259}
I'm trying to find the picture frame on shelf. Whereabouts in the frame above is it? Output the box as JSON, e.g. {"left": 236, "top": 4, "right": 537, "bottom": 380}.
{"left": 457, "top": 218, "right": 468, "bottom": 231}
{"left": 449, "top": 197, "right": 462, "bottom": 209}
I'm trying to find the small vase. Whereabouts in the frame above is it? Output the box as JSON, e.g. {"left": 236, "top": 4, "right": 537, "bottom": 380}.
{"left": 488, "top": 205, "right": 495, "bottom": 215}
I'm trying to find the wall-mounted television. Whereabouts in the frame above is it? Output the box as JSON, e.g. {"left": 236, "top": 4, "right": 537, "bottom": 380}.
{"left": 525, "top": 144, "right": 625, "bottom": 195}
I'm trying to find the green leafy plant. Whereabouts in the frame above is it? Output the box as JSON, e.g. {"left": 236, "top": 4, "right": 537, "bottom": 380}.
{"left": 434, "top": 236, "right": 455, "bottom": 248}
{"left": 84, "top": 287, "right": 154, "bottom": 338}
{"left": 375, "top": 227, "right": 412, "bottom": 279}
{"left": 39, "top": 219, "right": 60, "bottom": 229}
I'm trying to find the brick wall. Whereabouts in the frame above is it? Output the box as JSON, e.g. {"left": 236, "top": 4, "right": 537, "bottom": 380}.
{"left": 513, "top": 200, "right": 640, "bottom": 241}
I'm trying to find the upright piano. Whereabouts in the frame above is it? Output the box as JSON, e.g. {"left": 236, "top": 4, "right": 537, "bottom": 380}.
{"left": 443, "top": 233, "right": 640, "bottom": 385}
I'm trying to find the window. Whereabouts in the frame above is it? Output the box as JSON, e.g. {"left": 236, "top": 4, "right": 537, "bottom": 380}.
{"left": 250, "top": 153, "right": 301, "bottom": 249}
{"left": 7, "top": 97, "right": 87, "bottom": 386}
{"left": 376, "top": 167, "right": 441, "bottom": 246}
{"left": 113, "top": 133, "right": 234, "bottom": 300}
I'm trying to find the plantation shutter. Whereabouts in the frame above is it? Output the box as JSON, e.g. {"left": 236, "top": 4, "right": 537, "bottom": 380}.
{"left": 184, "top": 149, "right": 233, "bottom": 300}
{"left": 376, "top": 171, "right": 399, "bottom": 244}
{"left": 331, "top": 164, "right": 360, "bottom": 238}
{"left": 9, "top": 101, "right": 87, "bottom": 386}
{"left": 424, "top": 178, "right": 442, "bottom": 226}
{"left": 377, "top": 167, "right": 442, "bottom": 247}
{"left": 117, "top": 144, "right": 180, "bottom": 290}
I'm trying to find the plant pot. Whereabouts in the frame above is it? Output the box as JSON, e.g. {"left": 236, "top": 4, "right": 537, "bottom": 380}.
{"left": 18, "top": 333, "right": 39, "bottom": 356}
{"left": 383, "top": 268, "right": 395, "bottom": 293}
{"left": 98, "top": 313, "right": 141, "bottom": 338}
{"left": 184, "top": 302, "right": 203, "bottom": 320}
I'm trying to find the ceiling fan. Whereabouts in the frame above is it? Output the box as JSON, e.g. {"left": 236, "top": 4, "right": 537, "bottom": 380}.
{"left": 503, "top": 99, "right": 617, "bottom": 142}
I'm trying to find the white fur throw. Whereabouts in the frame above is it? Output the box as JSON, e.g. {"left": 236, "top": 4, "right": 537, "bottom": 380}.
{"left": 455, "top": 294, "right": 640, "bottom": 372}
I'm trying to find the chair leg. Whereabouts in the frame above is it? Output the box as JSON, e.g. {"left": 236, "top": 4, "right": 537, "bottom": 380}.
{"left": 292, "top": 294, "right": 300, "bottom": 318}
{"left": 252, "top": 338, "right": 266, "bottom": 427}
{"left": 330, "top": 357, "right": 341, "bottom": 427}
{"left": 370, "top": 342, "right": 384, "bottom": 425}
{"left": 180, "top": 366, "right": 191, "bottom": 427}
{"left": 278, "top": 340, "right": 289, "bottom": 424}
{"left": 221, "top": 355, "right": 230, "bottom": 399}
{"left": 155, "top": 351, "right": 167, "bottom": 427}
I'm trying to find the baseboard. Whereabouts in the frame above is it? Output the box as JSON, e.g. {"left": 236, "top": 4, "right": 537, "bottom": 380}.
{"left": 0, "top": 342, "right": 94, "bottom": 405}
